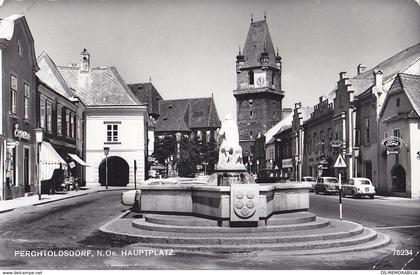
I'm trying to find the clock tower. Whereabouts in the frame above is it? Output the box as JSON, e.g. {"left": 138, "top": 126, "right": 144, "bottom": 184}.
{"left": 234, "top": 17, "right": 284, "bottom": 160}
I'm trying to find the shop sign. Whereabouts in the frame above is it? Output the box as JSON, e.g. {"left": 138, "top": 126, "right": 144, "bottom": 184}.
{"left": 381, "top": 136, "right": 403, "bottom": 149}
{"left": 282, "top": 158, "right": 293, "bottom": 168}
{"left": 13, "top": 124, "right": 31, "bottom": 141}
{"left": 329, "top": 139, "right": 343, "bottom": 148}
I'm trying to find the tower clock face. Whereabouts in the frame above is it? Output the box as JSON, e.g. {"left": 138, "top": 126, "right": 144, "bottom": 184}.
{"left": 254, "top": 72, "right": 266, "bottom": 88}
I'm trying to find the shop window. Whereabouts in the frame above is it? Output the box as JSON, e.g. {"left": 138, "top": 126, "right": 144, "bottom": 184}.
{"left": 10, "top": 75, "right": 17, "bottom": 114}
{"left": 46, "top": 101, "right": 53, "bottom": 133}
{"left": 57, "top": 105, "right": 62, "bottom": 135}
{"left": 24, "top": 84, "right": 30, "bottom": 119}
{"left": 40, "top": 97, "right": 46, "bottom": 129}
{"left": 106, "top": 124, "right": 119, "bottom": 142}
{"left": 6, "top": 147, "right": 17, "bottom": 187}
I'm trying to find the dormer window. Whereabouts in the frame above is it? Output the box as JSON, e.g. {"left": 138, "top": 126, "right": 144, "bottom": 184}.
{"left": 168, "top": 105, "right": 173, "bottom": 109}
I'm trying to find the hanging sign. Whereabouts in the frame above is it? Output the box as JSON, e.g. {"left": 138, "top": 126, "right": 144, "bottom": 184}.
{"left": 330, "top": 139, "right": 343, "bottom": 148}
{"left": 381, "top": 136, "right": 404, "bottom": 150}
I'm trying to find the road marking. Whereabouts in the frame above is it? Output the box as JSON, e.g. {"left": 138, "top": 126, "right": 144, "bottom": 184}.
{"left": 372, "top": 224, "right": 420, "bottom": 230}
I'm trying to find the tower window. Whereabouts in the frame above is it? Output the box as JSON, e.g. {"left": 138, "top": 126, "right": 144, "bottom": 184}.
{"left": 250, "top": 110, "right": 253, "bottom": 118}
{"left": 273, "top": 111, "right": 276, "bottom": 118}
{"left": 249, "top": 100, "right": 253, "bottom": 106}
{"left": 272, "top": 71, "right": 275, "bottom": 85}
{"left": 396, "top": 98, "right": 400, "bottom": 107}
{"left": 248, "top": 71, "right": 254, "bottom": 85}
{"left": 250, "top": 131, "right": 253, "bottom": 138}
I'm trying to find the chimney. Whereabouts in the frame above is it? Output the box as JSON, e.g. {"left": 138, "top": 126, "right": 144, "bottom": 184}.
{"left": 80, "top": 48, "right": 90, "bottom": 73}
{"left": 357, "top": 64, "right": 366, "bottom": 75}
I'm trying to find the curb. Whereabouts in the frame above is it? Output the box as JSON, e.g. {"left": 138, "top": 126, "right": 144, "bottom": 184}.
{"left": 0, "top": 187, "right": 132, "bottom": 213}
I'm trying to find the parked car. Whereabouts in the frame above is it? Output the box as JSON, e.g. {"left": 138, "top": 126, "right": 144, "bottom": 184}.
{"left": 314, "top": 177, "right": 339, "bottom": 195}
{"left": 342, "top": 178, "right": 375, "bottom": 199}
{"left": 302, "top": 176, "right": 317, "bottom": 191}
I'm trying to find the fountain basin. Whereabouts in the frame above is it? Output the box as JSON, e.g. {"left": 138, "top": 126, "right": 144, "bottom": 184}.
{"left": 137, "top": 182, "right": 311, "bottom": 226}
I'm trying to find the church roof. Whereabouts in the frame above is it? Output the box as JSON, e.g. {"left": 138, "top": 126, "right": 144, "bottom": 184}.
{"left": 242, "top": 20, "right": 277, "bottom": 69}
{"left": 156, "top": 97, "right": 221, "bottom": 132}
{"left": 128, "top": 82, "right": 163, "bottom": 117}
{"left": 58, "top": 65, "right": 140, "bottom": 106}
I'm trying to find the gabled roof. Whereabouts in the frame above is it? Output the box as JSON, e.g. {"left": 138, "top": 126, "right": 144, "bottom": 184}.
{"left": 36, "top": 51, "right": 75, "bottom": 99}
{"left": 299, "top": 106, "right": 315, "bottom": 123}
{"left": 353, "top": 43, "right": 420, "bottom": 96}
{"left": 0, "top": 15, "right": 39, "bottom": 71}
{"left": 128, "top": 82, "right": 163, "bottom": 116}
{"left": 242, "top": 20, "right": 277, "bottom": 68}
{"left": 58, "top": 65, "right": 140, "bottom": 106}
{"left": 399, "top": 74, "right": 420, "bottom": 117}
{"left": 156, "top": 97, "right": 221, "bottom": 132}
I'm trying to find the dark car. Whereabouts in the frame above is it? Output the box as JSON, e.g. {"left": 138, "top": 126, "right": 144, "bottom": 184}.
{"left": 314, "top": 177, "right": 340, "bottom": 195}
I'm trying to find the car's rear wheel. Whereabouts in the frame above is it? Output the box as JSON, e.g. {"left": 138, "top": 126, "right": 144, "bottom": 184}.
{"left": 370, "top": 195, "right": 374, "bottom": 199}
{"left": 352, "top": 190, "right": 358, "bottom": 199}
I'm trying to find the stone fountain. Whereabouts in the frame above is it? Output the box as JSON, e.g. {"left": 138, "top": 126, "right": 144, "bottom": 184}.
{"left": 99, "top": 115, "right": 390, "bottom": 254}
{"left": 135, "top": 114, "right": 311, "bottom": 227}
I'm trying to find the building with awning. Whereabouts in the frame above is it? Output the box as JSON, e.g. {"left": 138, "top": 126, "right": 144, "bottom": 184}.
{"left": 39, "top": 142, "right": 67, "bottom": 181}
{"left": 68, "top": 154, "right": 88, "bottom": 167}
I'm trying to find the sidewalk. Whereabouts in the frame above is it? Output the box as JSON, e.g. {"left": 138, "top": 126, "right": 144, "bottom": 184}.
{"left": 0, "top": 185, "right": 132, "bottom": 214}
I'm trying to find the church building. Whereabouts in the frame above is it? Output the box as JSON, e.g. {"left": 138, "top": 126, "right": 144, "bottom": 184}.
{"left": 234, "top": 16, "right": 285, "bottom": 162}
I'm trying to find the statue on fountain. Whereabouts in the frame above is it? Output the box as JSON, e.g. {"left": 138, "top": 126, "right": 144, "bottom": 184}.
{"left": 216, "top": 115, "right": 246, "bottom": 171}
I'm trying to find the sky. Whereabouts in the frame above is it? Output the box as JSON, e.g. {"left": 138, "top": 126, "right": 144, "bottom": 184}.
{"left": 1, "top": 0, "right": 419, "bottom": 121}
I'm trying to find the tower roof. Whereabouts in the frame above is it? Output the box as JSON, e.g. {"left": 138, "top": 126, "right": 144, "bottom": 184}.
{"left": 242, "top": 19, "right": 277, "bottom": 69}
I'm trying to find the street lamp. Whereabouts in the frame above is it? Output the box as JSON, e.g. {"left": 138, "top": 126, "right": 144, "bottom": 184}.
{"left": 35, "top": 128, "right": 44, "bottom": 200}
{"left": 103, "top": 147, "right": 110, "bottom": 189}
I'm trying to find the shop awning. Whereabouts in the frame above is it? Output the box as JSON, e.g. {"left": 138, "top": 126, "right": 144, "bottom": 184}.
{"left": 68, "top": 153, "right": 89, "bottom": 166}
{"left": 40, "top": 142, "right": 67, "bottom": 181}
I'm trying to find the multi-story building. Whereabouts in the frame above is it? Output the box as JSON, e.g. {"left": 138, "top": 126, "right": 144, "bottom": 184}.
{"left": 0, "top": 15, "right": 39, "bottom": 200}
{"left": 40, "top": 49, "right": 148, "bottom": 186}
{"left": 378, "top": 73, "right": 420, "bottom": 198}
{"left": 302, "top": 96, "right": 335, "bottom": 178}
{"left": 36, "top": 52, "right": 87, "bottom": 187}
{"left": 334, "top": 43, "right": 420, "bottom": 187}
{"left": 234, "top": 17, "right": 284, "bottom": 162}
{"left": 291, "top": 104, "right": 313, "bottom": 181}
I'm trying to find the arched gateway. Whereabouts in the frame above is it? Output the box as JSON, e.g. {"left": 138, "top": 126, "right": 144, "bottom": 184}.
{"left": 98, "top": 156, "right": 129, "bottom": 186}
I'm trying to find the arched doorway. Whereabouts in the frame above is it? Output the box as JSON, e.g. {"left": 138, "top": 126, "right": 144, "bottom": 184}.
{"left": 99, "top": 156, "right": 129, "bottom": 186}
{"left": 391, "top": 164, "right": 406, "bottom": 193}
